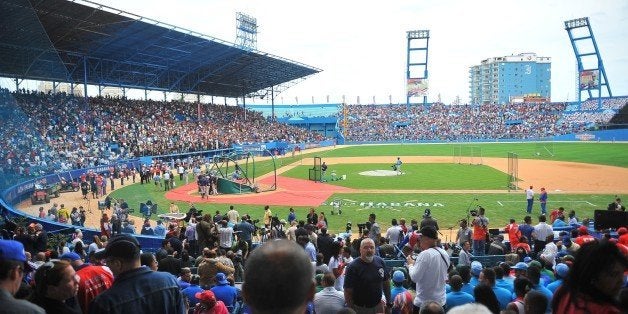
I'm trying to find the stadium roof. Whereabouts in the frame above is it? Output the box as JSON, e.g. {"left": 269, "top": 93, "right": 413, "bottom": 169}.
{"left": 0, "top": 0, "right": 321, "bottom": 98}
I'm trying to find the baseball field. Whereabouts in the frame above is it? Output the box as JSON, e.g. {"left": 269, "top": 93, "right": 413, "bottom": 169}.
{"left": 18, "top": 142, "right": 628, "bottom": 239}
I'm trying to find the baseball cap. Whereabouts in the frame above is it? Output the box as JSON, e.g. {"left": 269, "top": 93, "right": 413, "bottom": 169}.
{"left": 392, "top": 270, "right": 405, "bottom": 283}
{"left": 195, "top": 290, "right": 217, "bottom": 304}
{"left": 512, "top": 262, "right": 528, "bottom": 271}
{"left": 578, "top": 225, "right": 588, "bottom": 235}
{"left": 0, "top": 239, "right": 28, "bottom": 262}
{"left": 523, "top": 256, "right": 532, "bottom": 263}
{"left": 94, "top": 234, "right": 140, "bottom": 260}
{"left": 60, "top": 252, "right": 81, "bottom": 261}
{"left": 215, "top": 272, "right": 229, "bottom": 285}
{"left": 555, "top": 263, "right": 569, "bottom": 278}
{"left": 618, "top": 227, "right": 628, "bottom": 235}
{"left": 529, "top": 261, "right": 542, "bottom": 269}
{"left": 420, "top": 226, "right": 438, "bottom": 240}
{"left": 471, "top": 261, "right": 483, "bottom": 276}
{"left": 423, "top": 208, "right": 431, "bottom": 218}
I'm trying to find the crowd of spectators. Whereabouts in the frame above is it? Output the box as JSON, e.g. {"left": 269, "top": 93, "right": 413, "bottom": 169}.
{"left": 2, "top": 203, "right": 626, "bottom": 313}
{"left": 342, "top": 102, "right": 573, "bottom": 142}
{"left": 0, "top": 88, "right": 326, "bottom": 181}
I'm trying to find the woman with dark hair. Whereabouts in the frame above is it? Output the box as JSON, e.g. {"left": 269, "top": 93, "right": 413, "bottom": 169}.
{"left": 552, "top": 241, "right": 627, "bottom": 313}
{"left": 29, "top": 260, "right": 81, "bottom": 314}
{"left": 473, "top": 283, "right": 500, "bottom": 314}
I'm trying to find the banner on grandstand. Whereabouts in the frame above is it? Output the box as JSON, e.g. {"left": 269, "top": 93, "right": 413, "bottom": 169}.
{"left": 407, "top": 78, "right": 428, "bottom": 96}
{"left": 579, "top": 70, "right": 599, "bottom": 90}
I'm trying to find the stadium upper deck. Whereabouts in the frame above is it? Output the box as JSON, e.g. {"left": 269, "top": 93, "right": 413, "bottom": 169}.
{"left": 0, "top": 0, "right": 320, "bottom": 98}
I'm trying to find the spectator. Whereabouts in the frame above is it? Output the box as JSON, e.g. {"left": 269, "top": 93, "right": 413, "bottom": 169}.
{"left": 406, "top": 226, "right": 450, "bottom": 310}
{"left": 0, "top": 239, "right": 45, "bottom": 313}
{"left": 532, "top": 215, "right": 553, "bottom": 255}
{"left": 546, "top": 263, "right": 569, "bottom": 293}
{"left": 457, "top": 241, "right": 472, "bottom": 267}
{"left": 506, "top": 277, "right": 532, "bottom": 314}
{"left": 242, "top": 240, "right": 314, "bottom": 314}
{"left": 473, "top": 283, "right": 500, "bottom": 314}
{"left": 314, "top": 272, "right": 345, "bottom": 314}
{"left": 89, "top": 234, "right": 185, "bottom": 313}
{"left": 210, "top": 272, "right": 237, "bottom": 309}
{"left": 29, "top": 260, "right": 81, "bottom": 313}
{"left": 181, "top": 275, "right": 204, "bottom": 309}
{"left": 389, "top": 270, "right": 413, "bottom": 314}
{"left": 478, "top": 267, "right": 512, "bottom": 310}
{"left": 418, "top": 301, "right": 444, "bottom": 314}
{"left": 552, "top": 241, "right": 627, "bottom": 313}
{"left": 526, "top": 265, "right": 552, "bottom": 312}
{"left": 140, "top": 252, "right": 158, "bottom": 271}
{"left": 193, "top": 290, "right": 229, "bottom": 314}
{"left": 524, "top": 290, "right": 548, "bottom": 314}
{"left": 344, "top": 238, "right": 391, "bottom": 313}
{"left": 445, "top": 274, "right": 474, "bottom": 311}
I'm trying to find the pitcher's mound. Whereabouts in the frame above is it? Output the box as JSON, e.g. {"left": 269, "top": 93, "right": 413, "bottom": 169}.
{"left": 359, "top": 170, "right": 401, "bottom": 176}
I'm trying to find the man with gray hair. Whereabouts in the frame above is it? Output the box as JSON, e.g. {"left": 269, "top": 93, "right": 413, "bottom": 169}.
{"left": 344, "top": 238, "right": 392, "bottom": 313}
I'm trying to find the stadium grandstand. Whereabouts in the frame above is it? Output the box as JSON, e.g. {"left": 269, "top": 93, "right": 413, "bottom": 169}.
{"left": 0, "top": 2, "right": 627, "bottom": 314}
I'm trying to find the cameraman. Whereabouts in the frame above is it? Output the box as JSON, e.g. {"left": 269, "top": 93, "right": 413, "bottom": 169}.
{"left": 470, "top": 207, "right": 489, "bottom": 256}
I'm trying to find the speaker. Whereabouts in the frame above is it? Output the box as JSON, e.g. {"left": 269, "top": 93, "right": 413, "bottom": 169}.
{"left": 594, "top": 210, "right": 628, "bottom": 230}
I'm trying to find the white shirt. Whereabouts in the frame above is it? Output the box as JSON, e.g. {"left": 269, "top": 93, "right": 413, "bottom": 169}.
{"left": 408, "top": 247, "right": 449, "bottom": 307}
{"left": 329, "top": 255, "right": 352, "bottom": 291}
{"left": 314, "top": 287, "right": 345, "bottom": 314}
{"left": 218, "top": 226, "right": 234, "bottom": 248}
{"left": 533, "top": 222, "right": 553, "bottom": 241}
{"left": 526, "top": 189, "right": 534, "bottom": 200}
{"left": 227, "top": 209, "right": 240, "bottom": 223}
{"left": 386, "top": 225, "right": 403, "bottom": 245}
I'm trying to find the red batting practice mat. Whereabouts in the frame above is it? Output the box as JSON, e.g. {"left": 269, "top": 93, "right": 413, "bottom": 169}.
{"left": 165, "top": 176, "right": 353, "bottom": 207}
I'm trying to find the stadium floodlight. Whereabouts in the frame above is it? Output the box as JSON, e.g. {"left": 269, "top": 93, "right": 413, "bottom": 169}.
{"left": 564, "top": 17, "right": 589, "bottom": 29}
{"left": 407, "top": 30, "right": 429, "bottom": 39}
{"left": 236, "top": 12, "right": 258, "bottom": 50}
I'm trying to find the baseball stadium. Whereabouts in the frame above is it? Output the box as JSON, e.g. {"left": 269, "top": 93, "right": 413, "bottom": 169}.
{"left": 0, "top": 1, "right": 627, "bottom": 313}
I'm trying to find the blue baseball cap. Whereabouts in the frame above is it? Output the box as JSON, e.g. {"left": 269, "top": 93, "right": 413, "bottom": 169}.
{"left": 60, "top": 252, "right": 81, "bottom": 261}
{"left": 0, "top": 239, "right": 28, "bottom": 262}
{"left": 215, "top": 272, "right": 229, "bottom": 285}
{"left": 392, "top": 270, "right": 405, "bottom": 283}
{"left": 512, "top": 262, "right": 528, "bottom": 271}
{"left": 523, "top": 256, "right": 532, "bottom": 263}
{"left": 471, "top": 261, "right": 483, "bottom": 276}
{"left": 555, "top": 263, "right": 569, "bottom": 278}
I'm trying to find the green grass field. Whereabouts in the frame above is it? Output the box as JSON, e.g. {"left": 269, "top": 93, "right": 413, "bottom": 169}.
{"left": 282, "top": 163, "right": 509, "bottom": 190}
{"left": 109, "top": 142, "right": 628, "bottom": 236}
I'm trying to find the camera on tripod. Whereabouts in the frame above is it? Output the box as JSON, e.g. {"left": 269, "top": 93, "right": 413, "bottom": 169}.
{"left": 357, "top": 221, "right": 371, "bottom": 234}
{"left": 470, "top": 205, "right": 484, "bottom": 217}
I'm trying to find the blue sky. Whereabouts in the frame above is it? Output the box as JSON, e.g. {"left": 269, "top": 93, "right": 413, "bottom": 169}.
{"left": 6, "top": 0, "right": 628, "bottom": 104}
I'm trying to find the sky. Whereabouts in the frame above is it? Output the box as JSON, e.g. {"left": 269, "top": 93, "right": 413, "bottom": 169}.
{"left": 7, "top": 0, "right": 628, "bottom": 104}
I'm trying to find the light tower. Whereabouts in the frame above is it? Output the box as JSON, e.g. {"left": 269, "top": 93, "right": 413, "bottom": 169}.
{"left": 236, "top": 12, "right": 257, "bottom": 51}
{"left": 564, "top": 17, "right": 612, "bottom": 110}
{"left": 406, "top": 30, "right": 430, "bottom": 107}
